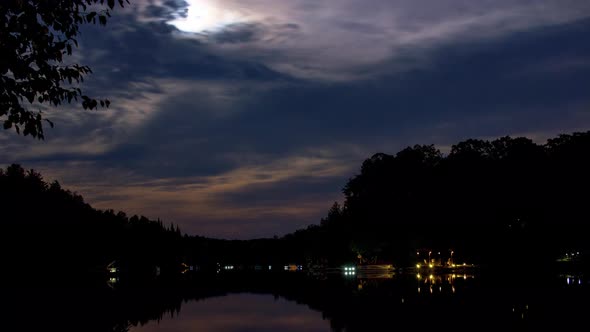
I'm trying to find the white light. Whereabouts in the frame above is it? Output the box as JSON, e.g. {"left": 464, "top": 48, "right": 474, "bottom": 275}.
{"left": 168, "top": 0, "right": 245, "bottom": 33}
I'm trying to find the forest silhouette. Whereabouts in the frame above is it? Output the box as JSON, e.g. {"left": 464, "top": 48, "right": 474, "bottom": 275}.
{"left": 1, "top": 130, "right": 589, "bottom": 281}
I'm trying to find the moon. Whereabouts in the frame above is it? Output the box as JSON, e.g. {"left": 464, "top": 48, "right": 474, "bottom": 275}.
{"left": 168, "top": 0, "right": 244, "bottom": 33}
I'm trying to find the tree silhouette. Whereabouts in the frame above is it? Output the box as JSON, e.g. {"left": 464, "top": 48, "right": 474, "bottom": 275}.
{"left": 0, "top": 0, "right": 129, "bottom": 139}
{"left": 296, "top": 131, "right": 590, "bottom": 269}
{"left": 2, "top": 131, "right": 589, "bottom": 280}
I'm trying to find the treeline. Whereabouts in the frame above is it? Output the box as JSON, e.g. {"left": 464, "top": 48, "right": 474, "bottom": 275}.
{"left": 0, "top": 164, "right": 184, "bottom": 280}
{"left": 2, "top": 130, "right": 589, "bottom": 278}
{"left": 286, "top": 131, "right": 590, "bottom": 268}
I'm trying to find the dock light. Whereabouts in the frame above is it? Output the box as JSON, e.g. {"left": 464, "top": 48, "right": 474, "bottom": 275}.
{"left": 429, "top": 264, "right": 433, "bottom": 268}
{"left": 416, "top": 264, "right": 421, "bottom": 268}
{"left": 417, "top": 273, "right": 422, "bottom": 280}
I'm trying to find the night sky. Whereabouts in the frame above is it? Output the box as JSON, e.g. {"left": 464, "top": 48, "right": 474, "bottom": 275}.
{"left": 1, "top": 0, "right": 589, "bottom": 239}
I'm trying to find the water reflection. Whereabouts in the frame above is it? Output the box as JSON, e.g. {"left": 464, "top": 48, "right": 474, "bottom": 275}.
{"left": 415, "top": 273, "right": 474, "bottom": 295}
{"left": 562, "top": 273, "right": 584, "bottom": 286}
{"left": 130, "top": 293, "right": 329, "bottom": 332}
{"left": 3, "top": 272, "right": 589, "bottom": 332}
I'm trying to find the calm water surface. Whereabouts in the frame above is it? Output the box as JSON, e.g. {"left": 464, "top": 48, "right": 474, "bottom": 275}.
{"left": 3, "top": 272, "right": 588, "bottom": 331}
{"left": 130, "top": 293, "right": 330, "bottom": 332}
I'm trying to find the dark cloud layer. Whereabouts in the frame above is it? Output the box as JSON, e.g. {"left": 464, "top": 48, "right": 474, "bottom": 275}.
{"left": 1, "top": 1, "right": 590, "bottom": 238}
{"left": 97, "top": 18, "right": 590, "bottom": 177}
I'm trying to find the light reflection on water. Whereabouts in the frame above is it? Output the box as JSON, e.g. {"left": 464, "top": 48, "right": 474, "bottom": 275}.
{"left": 3, "top": 271, "right": 588, "bottom": 332}
{"left": 129, "top": 293, "right": 330, "bottom": 332}
{"left": 125, "top": 272, "right": 589, "bottom": 332}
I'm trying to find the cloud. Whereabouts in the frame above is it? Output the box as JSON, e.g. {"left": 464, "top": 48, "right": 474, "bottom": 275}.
{"left": 159, "top": 0, "right": 590, "bottom": 79}
{"left": 21, "top": 152, "right": 350, "bottom": 238}
{"left": 2, "top": 0, "right": 590, "bottom": 238}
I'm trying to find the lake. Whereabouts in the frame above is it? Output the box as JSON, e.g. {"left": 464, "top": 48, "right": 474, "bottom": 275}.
{"left": 2, "top": 271, "right": 588, "bottom": 331}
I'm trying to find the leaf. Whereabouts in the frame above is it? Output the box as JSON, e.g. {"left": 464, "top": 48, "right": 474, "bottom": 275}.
{"left": 99, "top": 15, "right": 107, "bottom": 26}
{"left": 108, "top": 0, "right": 115, "bottom": 10}
{"left": 86, "top": 12, "right": 97, "bottom": 22}
{"left": 3, "top": 121, "right": 12, "bottom": 130}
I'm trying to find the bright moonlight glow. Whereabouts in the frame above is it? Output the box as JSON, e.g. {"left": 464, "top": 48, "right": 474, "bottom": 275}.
{"left": 169, "top": 0, "right": 244, "bottom": 33}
